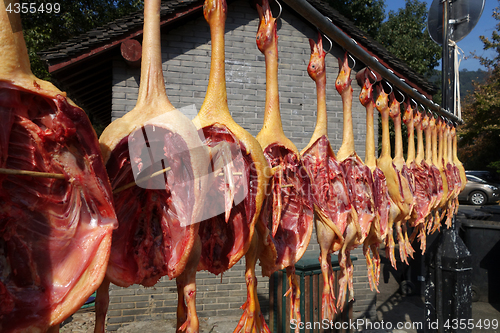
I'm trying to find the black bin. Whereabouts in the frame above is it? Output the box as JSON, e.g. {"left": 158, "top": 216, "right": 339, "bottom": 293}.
{"left": 459, "top": 220, "right": 500, "bottom": 302}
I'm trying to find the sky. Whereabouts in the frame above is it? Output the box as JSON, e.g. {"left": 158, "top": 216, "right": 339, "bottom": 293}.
{"left": 384, "top": 0, "right": 498, "bottom": 71}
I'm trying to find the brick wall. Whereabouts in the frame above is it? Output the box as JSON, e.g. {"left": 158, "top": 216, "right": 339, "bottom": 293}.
{"left": 107, "top": 0, "right": 377, "bottom": 330}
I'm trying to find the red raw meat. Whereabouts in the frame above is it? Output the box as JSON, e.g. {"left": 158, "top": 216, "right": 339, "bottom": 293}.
{"left": 197, "top": 127, "right": 257, "bottom": 274}
{"left": 0, "top": 6, "right": 116, "bottom": 332}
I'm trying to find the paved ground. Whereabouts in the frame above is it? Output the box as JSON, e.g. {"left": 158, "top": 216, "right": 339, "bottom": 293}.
{"left": 60, "top": 204, "right": 500, "bottom": 332}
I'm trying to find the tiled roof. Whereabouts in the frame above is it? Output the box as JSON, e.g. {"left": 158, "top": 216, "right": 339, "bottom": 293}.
{"left": 39, "top": 0, "right": 203, "bottom": 62}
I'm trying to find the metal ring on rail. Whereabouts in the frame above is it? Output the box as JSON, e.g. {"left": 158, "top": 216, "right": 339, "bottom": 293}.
{"left": 274, "top": 0, "right": 282, "bottom": 21}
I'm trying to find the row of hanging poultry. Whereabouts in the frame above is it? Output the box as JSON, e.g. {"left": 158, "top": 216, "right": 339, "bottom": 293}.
{"left": 0, "top": 0, "right": 466, "bottom": 331}
{"left": 96, "top": 0, "right": 467, "bottom": 331}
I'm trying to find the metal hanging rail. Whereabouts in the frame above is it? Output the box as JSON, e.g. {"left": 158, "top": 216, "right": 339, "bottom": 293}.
{"left": 281, "top": 0, "right": 463, "bottom": 124}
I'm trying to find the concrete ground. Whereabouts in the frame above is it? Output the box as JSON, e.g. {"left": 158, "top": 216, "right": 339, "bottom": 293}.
{"left": 372, "top": 247, "right": 500, "bottom": 333}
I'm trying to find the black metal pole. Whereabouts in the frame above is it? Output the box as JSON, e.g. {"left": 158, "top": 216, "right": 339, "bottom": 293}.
{"left": 425, "top": 1, "right": 473, "bottom": 332}
{"left": 442, "top": 0, "right": 450, "bottom": 114}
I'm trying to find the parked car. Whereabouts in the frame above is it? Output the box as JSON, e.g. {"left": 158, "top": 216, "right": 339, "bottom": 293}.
{"left": 458, "top": 174, "right": 500, "bottom": 205}
{"left": 465, "top": 170, "right": 500, "bottom": 183}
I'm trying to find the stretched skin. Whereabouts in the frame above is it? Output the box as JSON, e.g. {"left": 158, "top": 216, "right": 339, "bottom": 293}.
{"left": 253, "top": 1, "right": 313, "bottom": 325}
{"left": 301, "top": 36, "right": 357, "bottom": 320}
{"left": 0, "top": 5, "right": 116, "bottom": 332}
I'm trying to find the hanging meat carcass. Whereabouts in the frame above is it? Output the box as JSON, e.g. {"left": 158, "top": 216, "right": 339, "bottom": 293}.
{"left": 301, "top": 36, "right": 358, "bottom": 319}
{"left": 407, "top": 111, "right": 433, "bottom": 252}
{"left": 335, "top": 54, "right": 375, "bottom": 302}
{"left": 436, "top": 117, "right": 455, "bottom": 228}
{"left": 357, "top": 69, "right": 393, "bottom": 292}
{"left": 427, "top": 114, "right": 445, "bottom": 234}
{"left": 192, "top": 0, "right": 270, "bottom": 331}
{"left": 95, "top": 0, "right": 210, "bottom": 332}
{"left": 253, "top": 0, "right": 313, "bottom": 324}
{"left": 387, "top": 94, "right": 415, "bottom": 263}
{"left": 0, "top": 4, "right": 117, "bottom": 332}
{"left": 443, "top": 121, "right": 462, "bottom": 226}
{"left": 374, "top": 85, "right": 412, "bottom": 268}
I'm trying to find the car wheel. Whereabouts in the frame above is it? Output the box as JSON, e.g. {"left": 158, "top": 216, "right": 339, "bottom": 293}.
{"left": 469, "top": 191, "right": 487, "bottom": 205}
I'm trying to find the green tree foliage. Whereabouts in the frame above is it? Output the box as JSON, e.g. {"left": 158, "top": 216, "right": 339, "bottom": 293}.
{"left": 459, "top": 69, "right": 489, "bottom": 94}
{"left": 327, "top": 0, "right": 386, "bottom": 39}
{"left": 458, "top": 2, "right": 500, "bottom": 173}
{"left": 20, "top": 0, "right": 143, "bottom": 80}
{"left": 376, "top": 0, "right": 441, "bottom": 79}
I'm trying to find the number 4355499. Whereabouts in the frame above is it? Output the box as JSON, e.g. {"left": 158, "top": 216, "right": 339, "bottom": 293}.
{"left": 5, "top": 3, "right": 61, "bottom": 14}
{"left": 444, "top": 318, "right": 499, "bottom": 330}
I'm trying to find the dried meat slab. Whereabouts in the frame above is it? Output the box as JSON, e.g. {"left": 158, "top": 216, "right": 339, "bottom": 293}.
{"left": 0, "top": 82, "right": 117, "bottom": 332}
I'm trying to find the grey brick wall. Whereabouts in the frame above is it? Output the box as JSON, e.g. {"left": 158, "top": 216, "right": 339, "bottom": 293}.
{"left": 108, "top": 0, "right": 378, "bottom": 330}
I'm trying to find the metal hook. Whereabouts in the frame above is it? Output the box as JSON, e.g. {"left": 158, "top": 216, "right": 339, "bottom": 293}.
{"left": 366, "top": 68, "right": 377, "bottom": 84}
{"left": 347, "top": 54, "right": 356, "bottom": 69}
{"left": 410, "top": 98, "right": 418, "bottom": 110}
{"left": 273, "top": 0, "right": 282, "bottom": 21}
{"left": 395, "top": 89, "right": 405, "bottom": 104}
{"left": 323, "top": 33, "right": 333, "bottom": 54}
{"left": 382, "top": 80, "right": 393, "bottom": 95}
{"left": 429, "top": 108, "right": 436, "bottom": 116}
{"left": 417, "top": 103, "right": 426, "bottom": 114}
